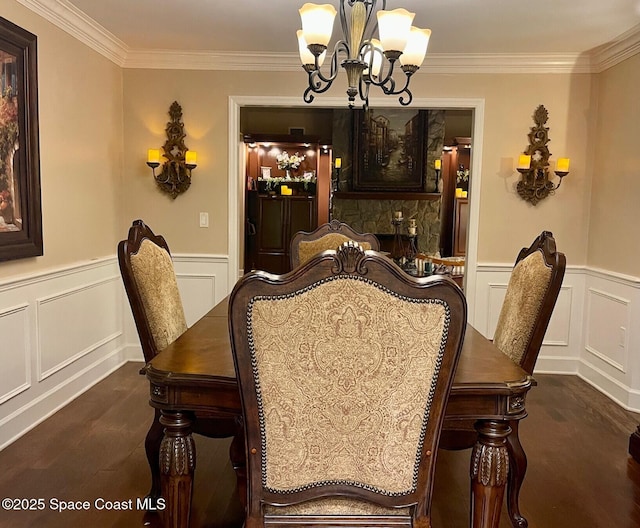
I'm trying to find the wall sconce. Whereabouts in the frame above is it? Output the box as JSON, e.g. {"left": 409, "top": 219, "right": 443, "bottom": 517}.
{"left": 516, "top": 105, "right": 569, "bottom": 205}
{"left": 146, "top": 101, "right": 197, "bottom": 199}
{"left": 332, "top": 157, "right": 342, "bottom": 192}
{"left": 434, "top": 158, "right": 442, "bottom": 193}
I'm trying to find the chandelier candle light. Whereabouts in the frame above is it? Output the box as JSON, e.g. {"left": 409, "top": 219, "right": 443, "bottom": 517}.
{"left": 297, "top": 1, "right": 432, "bottom": 108}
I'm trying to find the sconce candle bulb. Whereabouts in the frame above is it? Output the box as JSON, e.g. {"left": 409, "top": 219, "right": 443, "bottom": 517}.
{"left": 185, "top": 150, "right": 197, "bottom": 168}
{"left": 434, "top": 158, "right": 442, "bottom": 192}
{"left": 147, "top": 149, "right": 160, "bottom": 165}
{"left": 517, "top": 154, "right": 531, "bottom": 170}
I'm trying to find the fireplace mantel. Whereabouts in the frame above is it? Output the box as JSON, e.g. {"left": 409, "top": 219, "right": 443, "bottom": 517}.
{"left": 333, "top": 192, "right": 440, "bottom": 201}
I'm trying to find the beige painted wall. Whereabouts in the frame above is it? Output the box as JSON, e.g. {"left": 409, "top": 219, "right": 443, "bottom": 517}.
{"left": 123, "top": 68, "right": 595, "bottom": 269}
{"left": 1, "top": 0, "right": 631, "bottom": 278}
{"left": 0, "top": 1, "right": 123, "bottom": 280}
{"left": 588, "top": 53, "right": 640, "bottom": 277}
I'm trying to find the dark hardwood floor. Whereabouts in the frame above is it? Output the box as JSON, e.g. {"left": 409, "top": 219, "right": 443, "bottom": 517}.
{"left": 1, "top": 362, "right": 640, "bottom": 527}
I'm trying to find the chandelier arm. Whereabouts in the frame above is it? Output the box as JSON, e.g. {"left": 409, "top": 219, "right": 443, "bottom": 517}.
{"left": 340, "top": 0, "right": 349, "bottom": 40}
{"left": 305, "top": 40, "right": 350, "bottom": 99}
{"left": 398, "top": 87, "right": 413, "bottom": 106}
{"left": 303, "top": 87, "right": 316, "bottom": 104}
{"left": 358, "top": 73, "right": 372, "bottom": 109}
{"left": 365, "top": 52, "right": 396, "bottom": 89}
{"left": 314, "top": 40, "right": 349, "bottom": 85}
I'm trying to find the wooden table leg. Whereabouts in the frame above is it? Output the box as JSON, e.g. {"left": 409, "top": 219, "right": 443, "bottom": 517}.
{"left": 629, "top": 425, "right": 640, "bottom": 463}
{"left": 145, "top": 409, "right": 164, "bottom": 501}
{"left": 506, "top": 420, "right": 528, "bottom": 528}
{"left": 159, "top": 411, "right": 195, "bottom": 528}
{"left": 229, "top": 422, "right": 247, "bottom": 510}
{"left": 470, "top": 420, "right": 511, "bottom": 528}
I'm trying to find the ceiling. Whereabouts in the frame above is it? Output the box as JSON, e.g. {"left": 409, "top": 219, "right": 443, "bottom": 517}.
{"left": 64, "top": 0, "right": 640, "bottom": 58}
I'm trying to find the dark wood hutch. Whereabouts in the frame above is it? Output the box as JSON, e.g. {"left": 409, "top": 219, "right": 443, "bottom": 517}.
{"left": 243, "top": 134, "right": 332, "bottom": 274}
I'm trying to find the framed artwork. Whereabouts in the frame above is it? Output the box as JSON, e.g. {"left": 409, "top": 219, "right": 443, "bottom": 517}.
{"left": 260, "top": 166, "right": 271, "bottom": 179}
{"left": 0, "top": 17, "right": 42, "bottom": 261}
{"left": 352, "top": 108, "right": 427, "bottom": 192}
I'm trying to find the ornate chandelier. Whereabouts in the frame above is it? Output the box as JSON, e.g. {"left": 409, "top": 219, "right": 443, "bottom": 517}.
{"left": 297, "top": 1, "right": 431, "bottom": 108}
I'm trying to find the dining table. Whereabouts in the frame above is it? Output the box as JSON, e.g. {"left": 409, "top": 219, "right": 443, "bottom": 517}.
{"left": 146, "top": 296, "right": 534, "bottom": 528}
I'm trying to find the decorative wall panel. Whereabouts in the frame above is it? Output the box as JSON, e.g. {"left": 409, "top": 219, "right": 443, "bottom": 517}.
{"left": 0, "top": 303, "right": 30, "bottom": 404}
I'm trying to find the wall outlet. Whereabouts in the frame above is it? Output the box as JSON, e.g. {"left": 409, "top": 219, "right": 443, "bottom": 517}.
{"left": 199, "top": 212, "right": 209, "bottom": 228}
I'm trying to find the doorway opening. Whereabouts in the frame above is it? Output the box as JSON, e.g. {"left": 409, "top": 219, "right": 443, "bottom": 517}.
{"left": 228, "top": 96, "right": 485, "bottom": 324}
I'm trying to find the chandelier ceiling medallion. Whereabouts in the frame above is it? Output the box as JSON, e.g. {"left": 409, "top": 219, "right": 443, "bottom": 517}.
{"left": 297, "top": 1, "right": 432, "bottom": 108}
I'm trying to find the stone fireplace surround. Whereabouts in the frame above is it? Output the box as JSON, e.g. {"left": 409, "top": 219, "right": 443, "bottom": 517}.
{"left": 330, "top": 109, "right": 445, "bottom": 255}
{"left": 332, "top": 195, "right": 441, "bottom": 255}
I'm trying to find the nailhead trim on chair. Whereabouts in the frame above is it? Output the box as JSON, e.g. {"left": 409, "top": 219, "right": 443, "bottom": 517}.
{"left": 246, "top": 274, "right": 451, "bottom": 496}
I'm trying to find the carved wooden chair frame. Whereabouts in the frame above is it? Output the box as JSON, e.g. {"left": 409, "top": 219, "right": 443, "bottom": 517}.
{"left": 504, "top": 230, "right": 566, "bottom": 375}
{"left": 230, "top": 244, "right": 467, "bottom": 527}
{"left": 118, "top": 219, "right": 241, "bottom": 501}
{"left": 440, "top": 230, "right": 565, "bottom": 528}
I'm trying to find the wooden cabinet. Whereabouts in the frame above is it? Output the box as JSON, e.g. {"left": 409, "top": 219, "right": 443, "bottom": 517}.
{"left": 243, "top": 134, "right": 331, "bottom": 274}
{"left": 245, "top": 192, "right": 316, "bottom": 274}
{"left": 453, "top": 197, "right": 468, "bottom": 256}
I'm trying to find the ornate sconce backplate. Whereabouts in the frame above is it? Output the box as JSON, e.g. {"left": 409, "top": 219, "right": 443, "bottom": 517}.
{"left": 516, "top": 105, "right": 568, "bottom": 206}
{"left": 148, "top": 101, "right": 196, "bottom": 199}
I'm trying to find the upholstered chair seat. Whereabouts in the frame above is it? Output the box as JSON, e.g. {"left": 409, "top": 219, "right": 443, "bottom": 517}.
{"left": 290, "top": 219, "right": 380, "bottom": 269}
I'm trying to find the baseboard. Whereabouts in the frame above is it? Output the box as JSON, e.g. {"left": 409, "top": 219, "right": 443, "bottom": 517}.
{"left": 123, "top": 344, "right": 144, "bottom": 362}
{"left": 534, "top": 355, "right": 580, "bottom": 375}
{"left": 0, "top": 347, "right": 128, "bottom": 450}
{"left": 578, "top": 359, "right": 639, "bottom": 413}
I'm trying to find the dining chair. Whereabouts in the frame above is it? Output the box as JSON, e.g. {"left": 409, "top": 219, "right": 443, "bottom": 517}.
{"left": 289, "top": 219, "right": 380, "bottom": 269}
{"left": 118, "top": 219, "right": 240, "bottom": 500}
{"left": 229, "top": 242, "right": 467, "bottom": 527}
{"left": 440, "top": 230, "right": 566, "bottom": 528}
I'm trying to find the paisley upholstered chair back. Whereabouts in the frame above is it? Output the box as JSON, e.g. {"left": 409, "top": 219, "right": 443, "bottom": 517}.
{"left": 230, "top": 243, "right": 466, "bottom": 527}
{"left": 130, "top": 239, "right": 188, "bottom": 352}
{"left": 492, "top": 231, "right": 565, "bottom": 374}
{"left": 118, "top": 220, "right": 188, "bottom": 363}
{"left": 297, "top": 233, "right": 373, "bottom": 267}
{"left": 290, "top": 220, "right": 380, "bottom": 270}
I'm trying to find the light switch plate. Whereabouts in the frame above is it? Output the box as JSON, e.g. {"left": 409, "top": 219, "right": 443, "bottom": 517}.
{"left": 199, "top": 212, "right": 209, "bottom": 228}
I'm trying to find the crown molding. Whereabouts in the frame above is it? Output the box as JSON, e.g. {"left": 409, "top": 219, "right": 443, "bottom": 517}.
{"left": 15, "top": 0, "right": 128, "bottom": 65}
{"left": 17, "top": 0, "right": 640, "bottom": 74}
{"left": 123, "top": 50, "right": 298, "bottom": 71}
{"left": 419, "top": 53, "right": 592, "bottom": 74}
{"left": 589, "top": 24, "right": 640, "bottom": 73}
{"left": 124, "top": 49, "right": 595, "bottom": 74}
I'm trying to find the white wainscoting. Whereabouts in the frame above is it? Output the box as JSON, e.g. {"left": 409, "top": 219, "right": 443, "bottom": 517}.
{"left": 579, "top": 268, "right": 640, "bottom": 411}
{"left": 0, "top": 258, "right": 127, "bottom": 450}
{"left": 1, "top": 254, "right": 637, "bottom": 451}
{"left": 474, "top": 263, "right": 640, "bottom": 411}
{"left": 0, "top": 253, "right": 231, "bottom": 450}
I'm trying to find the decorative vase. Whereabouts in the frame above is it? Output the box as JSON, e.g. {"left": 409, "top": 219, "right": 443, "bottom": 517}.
{"left": 285, "top": 169, "right": 292, "bottom": 179}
